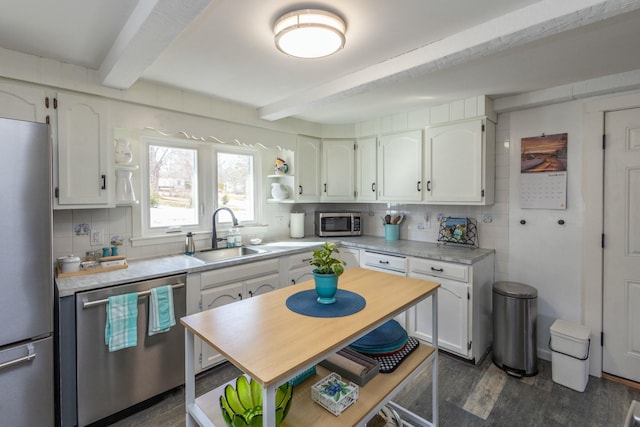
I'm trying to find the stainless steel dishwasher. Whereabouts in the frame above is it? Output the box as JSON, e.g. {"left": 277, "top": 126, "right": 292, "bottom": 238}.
{"left": 74, "top": 274, "right": 186, "bottom": 426}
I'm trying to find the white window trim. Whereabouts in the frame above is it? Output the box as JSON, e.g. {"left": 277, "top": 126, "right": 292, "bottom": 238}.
{"left": 131, "top": 135, "right": 263, "bottom": 247}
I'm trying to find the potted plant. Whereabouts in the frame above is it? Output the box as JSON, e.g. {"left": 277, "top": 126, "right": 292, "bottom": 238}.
{"left": 309, "top": 242, "right": 346, "bottom": 304}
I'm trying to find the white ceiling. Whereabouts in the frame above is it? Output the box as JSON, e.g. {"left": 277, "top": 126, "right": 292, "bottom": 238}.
{"left": 1, "top": 0, "right": 640, "bottom": 124}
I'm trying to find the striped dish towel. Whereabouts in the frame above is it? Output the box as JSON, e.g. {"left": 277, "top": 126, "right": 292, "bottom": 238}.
{"left": 105, "top": 293, "right": 138, "bottom": 352}
{"left": 148, "top": 285, "right": 176, "bottom": 336}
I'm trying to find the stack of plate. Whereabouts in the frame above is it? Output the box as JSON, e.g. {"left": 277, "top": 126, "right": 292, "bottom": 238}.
{"left": 349, "top": 320, "right": 408, "bottom": 355}
{"left": 349, "top": 319, "right": 420, "bottom": 373}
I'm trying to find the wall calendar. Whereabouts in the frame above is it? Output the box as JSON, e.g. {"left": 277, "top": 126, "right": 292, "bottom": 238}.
{"left": 520, "top": 133, "right": 568, "bottom": 209}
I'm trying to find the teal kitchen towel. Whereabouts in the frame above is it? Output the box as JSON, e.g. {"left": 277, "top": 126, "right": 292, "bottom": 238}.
{"left": 148, "top": 285, "right": 176, "bottom": 336}
{"left": 105, "top": 293, "right": 138, "bottom": 352}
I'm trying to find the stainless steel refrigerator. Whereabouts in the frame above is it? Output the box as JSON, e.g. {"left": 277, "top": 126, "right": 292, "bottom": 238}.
{"left": 0, "top": 117, "right": 54, "bottom": 425}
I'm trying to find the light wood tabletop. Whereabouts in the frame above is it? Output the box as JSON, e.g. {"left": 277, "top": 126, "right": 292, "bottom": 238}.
{"left": 181, "top": 267, "right": 439, "bottom": 387}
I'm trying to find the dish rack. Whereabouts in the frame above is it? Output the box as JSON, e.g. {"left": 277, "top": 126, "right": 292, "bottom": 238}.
{"left": 437, "top": 217, "right": 479, "bottom": 248}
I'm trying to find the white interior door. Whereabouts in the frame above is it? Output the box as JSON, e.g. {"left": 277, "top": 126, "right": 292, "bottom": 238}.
{"left": 603, "top": 107, "right": 640, "bottom": 382}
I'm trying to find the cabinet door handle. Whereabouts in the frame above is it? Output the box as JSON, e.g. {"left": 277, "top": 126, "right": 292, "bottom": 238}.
{"left": 291, "top": 279, "right": 296, "bottom": 285}
{"left": 324, "top": 183, "right": 327, "bottom": 193}
{"left": 248, "top": 291, "right": 254, "bottom": 297}
{"left": 417, "top": 181, "right": 421, "bottom": 191}
{"left": 426, "top": 180, "right": 431, "bottom": 192}
{"left": 302, "top": 258, "right": 312, "bottom": 262}
{"left": 431, "top": 267, "right": 444, "bottom": 272}
{"left": 298, "top": 185, "right": 303, "bottom": 195}
{"left": 238, "top": 293, "right": 243, "bottom": 300}
{"left": 371, "top": 182, "right": 376, "bottom": 192}
{"left": 378, "top": 260, "right": 390, "bottom": 264}
{"left": 101, "top": 174, "right": 106, "bottom": 190}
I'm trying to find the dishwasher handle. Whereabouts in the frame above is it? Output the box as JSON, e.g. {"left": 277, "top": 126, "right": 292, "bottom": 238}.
{"left": 82, "top": 282, "right": 185, "bottom": 309}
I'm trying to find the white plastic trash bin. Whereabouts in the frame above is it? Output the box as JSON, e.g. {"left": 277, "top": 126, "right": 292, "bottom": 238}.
{"left": 549, "top": 319, "right": 591, "bottom": 392}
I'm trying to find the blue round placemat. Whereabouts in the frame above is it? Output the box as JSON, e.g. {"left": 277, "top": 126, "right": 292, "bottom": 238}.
{"left": 286, "top": 289, "right": 366, "bottom": 318}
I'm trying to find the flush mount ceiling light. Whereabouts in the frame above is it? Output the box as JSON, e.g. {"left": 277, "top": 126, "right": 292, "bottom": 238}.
{"left": 274, "top": 9, "right": 346, "bottom": 59}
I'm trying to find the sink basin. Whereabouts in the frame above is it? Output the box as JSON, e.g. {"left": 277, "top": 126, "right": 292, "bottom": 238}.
{"left": 192, "top": 246, "right": 268, "bottom": 263}
{"left": 261, "top": 241, "right": 323, "bottom": 248}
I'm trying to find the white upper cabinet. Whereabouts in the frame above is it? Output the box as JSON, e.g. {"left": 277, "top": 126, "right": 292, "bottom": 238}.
{"left": 424, "top": 118, "right": 495, "bottom": 205}
{"left": 294, "top": 135, "right": 321, "bottom": 201}
{"left": 377, "top": 130, "right": 423, "bottom": 202}
{"left": 321, "top": 139, "right": 355, "bottom": 201}
{"left": 55, "top": 93, "right": 112, "bottom": 208}
{"left": 0, "top": 81, "right": 48, "bottom": 123}
{"left": 356, "top": 137, "right": 377, "bottom": 201}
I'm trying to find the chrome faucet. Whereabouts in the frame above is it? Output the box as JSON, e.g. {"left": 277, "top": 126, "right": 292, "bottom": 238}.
{"left": 212, "top": 207, "right": 239, "bottom": 249}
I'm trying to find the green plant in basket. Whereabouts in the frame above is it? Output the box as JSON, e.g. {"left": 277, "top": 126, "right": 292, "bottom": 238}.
{"left": 309, "top": 242, "right": 346, "bottom": 277}
{"left": 219, "top": 375, "right": 293, "bottom": 427}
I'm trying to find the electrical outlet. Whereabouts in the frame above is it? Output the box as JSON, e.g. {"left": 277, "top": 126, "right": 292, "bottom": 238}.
{"left": 424, "top": 212, "right": 431, "bottom": 228}
{"left": 91, "top": 229, "right": 104, "bottom": 246}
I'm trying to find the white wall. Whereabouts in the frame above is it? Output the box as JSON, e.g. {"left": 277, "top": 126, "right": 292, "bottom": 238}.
{"left": 507, "top": 102, "right": 585, "bottom": 360}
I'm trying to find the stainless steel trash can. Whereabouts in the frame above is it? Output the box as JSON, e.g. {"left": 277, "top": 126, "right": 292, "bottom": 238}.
{"left": 492, "top": 281, "right": 538, "bottom": 377}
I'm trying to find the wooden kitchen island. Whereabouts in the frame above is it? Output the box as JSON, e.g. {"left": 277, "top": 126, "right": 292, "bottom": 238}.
{"left": 180, "top": 267, "right": 440, "bottom": 427}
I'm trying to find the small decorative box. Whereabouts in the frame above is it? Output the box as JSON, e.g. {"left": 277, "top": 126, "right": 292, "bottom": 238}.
{"left": 311, "top": 372, "right": 359, "bottom": 416}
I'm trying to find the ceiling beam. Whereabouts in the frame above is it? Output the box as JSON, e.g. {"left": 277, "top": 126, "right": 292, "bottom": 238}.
{"left": 258, "top": 0, "right": 640, "bottom": 121}
{"left": 99, "top": 0, "right": 212, "bottom": 90}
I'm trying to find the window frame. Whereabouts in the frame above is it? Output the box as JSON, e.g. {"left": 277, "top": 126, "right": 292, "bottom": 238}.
{"left": 133, "top": 135, "right": 262, "bottom": 244}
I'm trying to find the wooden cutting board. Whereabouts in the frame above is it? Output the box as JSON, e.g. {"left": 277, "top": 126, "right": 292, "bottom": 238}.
{"left": 56, "top": 258, "right": 128, "bottom": 278}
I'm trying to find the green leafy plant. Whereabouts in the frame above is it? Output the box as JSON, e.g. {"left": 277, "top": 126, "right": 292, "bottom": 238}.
{"left": 309, "top": 242, "right": 346, "bottom": 277}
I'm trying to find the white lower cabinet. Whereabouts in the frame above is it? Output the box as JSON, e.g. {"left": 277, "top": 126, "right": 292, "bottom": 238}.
{"left": 407, "top": 254, "right": 494, "bottom": 364}
{"left": 285, "top": 246, "right": 359, "bottom": 288}
{"left": 409, "top": 274, "right": 470, "bottom": 357}
{"left": 286, "top": 251, "right": 315, "bottom": 286}
{"left": 340, "top": 246, "right": 360, "bottom": 271}
{"left": 192, "top": 259, "right": 280, "bottom": 371}
{"left": 199, "top": 282, "right": 245, "bottom": 369}
{"left": 358, "top": 249, "right": 408, "bottom": 328}
{"left": 246, "top": 273, "right": 279, "bottom": 297}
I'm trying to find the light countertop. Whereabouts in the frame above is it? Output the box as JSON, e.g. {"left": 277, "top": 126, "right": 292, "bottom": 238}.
{"left": 56, "top": 236, "right": 493, "bottom": 297}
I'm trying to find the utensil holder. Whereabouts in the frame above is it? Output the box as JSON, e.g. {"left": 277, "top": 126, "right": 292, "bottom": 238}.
{"left": 384, "top": 224, "right": 399, "bottom": 240}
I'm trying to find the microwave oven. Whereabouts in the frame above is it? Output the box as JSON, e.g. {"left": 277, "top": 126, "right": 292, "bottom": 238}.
{"left": 315, "top": 211, "right": 362, "bottom": 237}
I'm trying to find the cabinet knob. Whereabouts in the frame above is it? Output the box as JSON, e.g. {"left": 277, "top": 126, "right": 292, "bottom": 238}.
{"left": 520, "top": 219, "right": 526, "bottom": 225}
{"left": 558, "top": 219, "right": 565, "bottom": 225}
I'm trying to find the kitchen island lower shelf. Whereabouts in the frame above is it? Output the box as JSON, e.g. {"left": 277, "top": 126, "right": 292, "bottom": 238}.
{"left": 193, "top": 343, "right": 435, "bottom": 426}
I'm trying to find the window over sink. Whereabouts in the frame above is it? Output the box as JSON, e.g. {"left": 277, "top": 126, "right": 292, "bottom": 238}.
{"left": 132, "top": 135, "right": 261, "bottom": 241}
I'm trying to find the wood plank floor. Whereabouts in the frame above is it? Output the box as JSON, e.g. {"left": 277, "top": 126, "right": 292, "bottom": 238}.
{"left": 106, "top": 352, "right": 640, "bottom": 426}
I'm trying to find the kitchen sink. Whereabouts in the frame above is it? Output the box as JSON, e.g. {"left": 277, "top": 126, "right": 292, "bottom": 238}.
{"left": 192, "top": 246, "right": 268, "bottom": 263}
